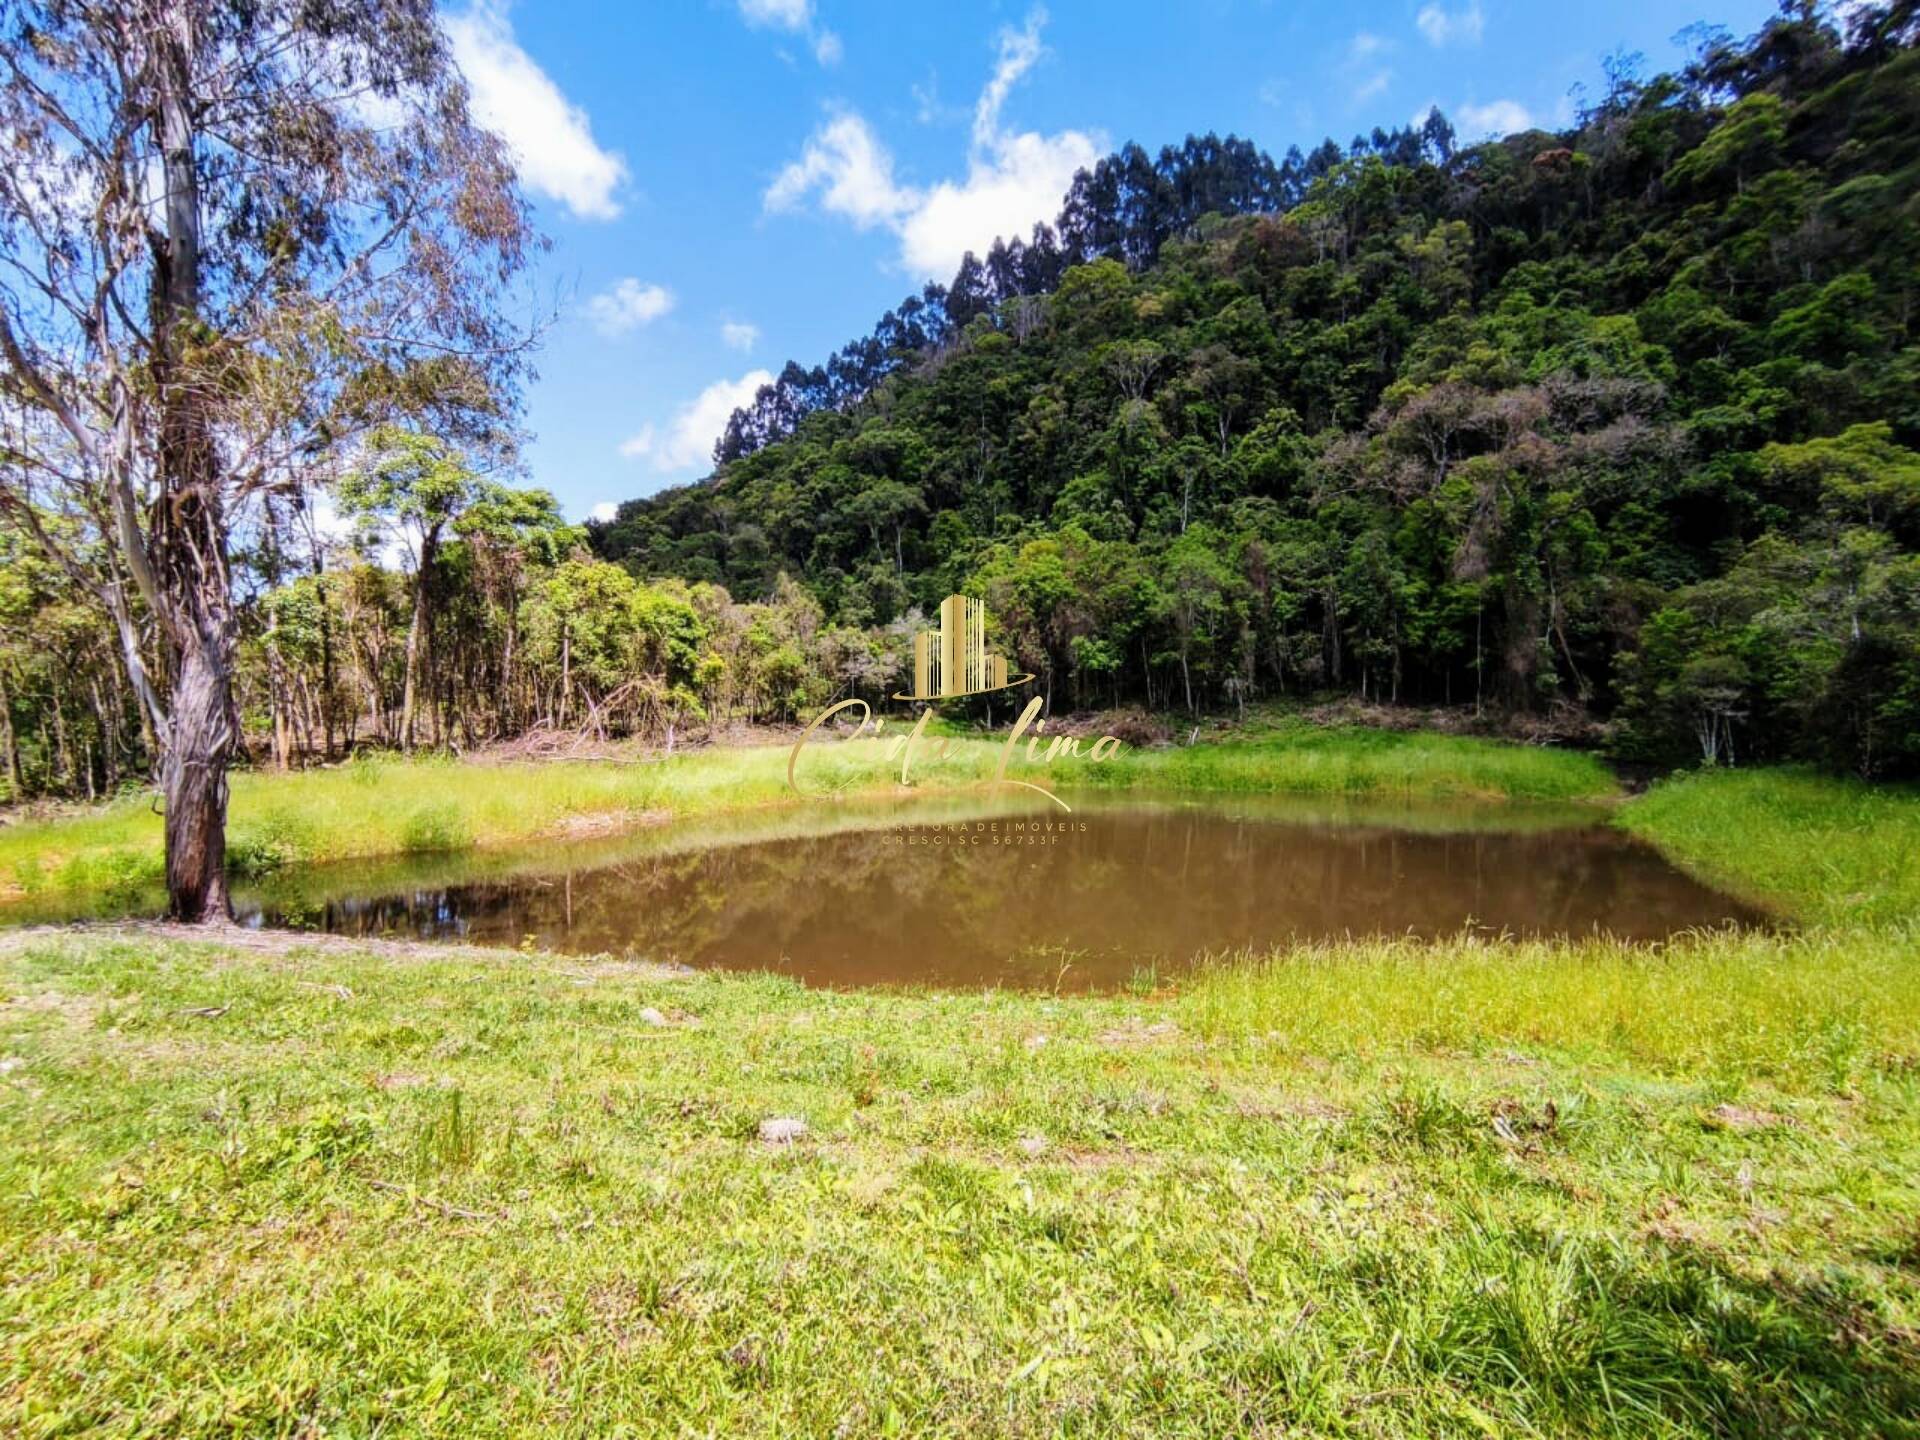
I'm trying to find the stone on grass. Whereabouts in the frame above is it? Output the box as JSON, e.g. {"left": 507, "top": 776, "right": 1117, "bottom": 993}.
{"left": 638, "top": 1006, "right": 667, "bottom": 1027}
{"left": 758, "top": 1116, "right": 808, "bottom": 1145}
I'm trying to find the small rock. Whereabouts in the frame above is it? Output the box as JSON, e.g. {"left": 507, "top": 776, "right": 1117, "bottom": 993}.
{"left": 1017, "top": 1135, "right": 1049, "bottom": 1157}
{"left": 638, "top": 1007, "right": 667, "bottom": 1027}
{"left": 758, "top": 1116, "right": 808, "bottom": 1145}
{"left": 1024, "top": 1033, "right": 1049, "bottom": 1051}
{"left": 1707, "top": 1103, "right": 1788, "bottom": 1132}
{"left": 0, "top": 1055, "right": 23, "bottom": 1075}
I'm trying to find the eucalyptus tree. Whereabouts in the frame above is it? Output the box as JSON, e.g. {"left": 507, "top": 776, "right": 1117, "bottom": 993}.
{"left": 0, "top": 1, "right": 535, "bottom": 918}
{"left": 335, "top": 429, "right": 522, "bottom": 752}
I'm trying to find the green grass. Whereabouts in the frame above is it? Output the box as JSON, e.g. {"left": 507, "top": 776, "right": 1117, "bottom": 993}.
{"left": 0, "top": 725, "right": 1615, "bottom": 906}
{"left": 1618, "top": 766, "right": 1920, "bottom": 928}
{"left": 1, "top": 927, "right": 1915, "bottom": 1438}
{"left": 1080, "top": 723, "right": 1617, "bottom": 802}
{"left": 5, "top": 740, "right": 1919, "bottom": 1433}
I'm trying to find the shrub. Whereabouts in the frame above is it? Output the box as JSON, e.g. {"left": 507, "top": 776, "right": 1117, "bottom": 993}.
{"left": 400, "top": 802, "right": 471, "bottom": 854}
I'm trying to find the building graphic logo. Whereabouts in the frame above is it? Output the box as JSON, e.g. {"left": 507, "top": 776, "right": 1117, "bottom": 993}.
{"left": 788, "top": 590, "right": 1120, "bottom": 813}
{"left": 897, "top": 594, "right": 1032, "bottom": 701}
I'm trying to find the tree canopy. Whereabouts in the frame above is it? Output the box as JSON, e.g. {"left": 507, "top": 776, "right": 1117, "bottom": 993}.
{"left": 594, "top": 0, "right": 1920, "bottom": 776}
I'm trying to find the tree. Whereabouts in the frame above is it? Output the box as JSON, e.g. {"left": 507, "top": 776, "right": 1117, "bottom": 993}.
{"left": 0, "top": 1, "right": 534, "bottom": 919}
{"left": 336, "top": 430, "right": 506, "bottom": 751}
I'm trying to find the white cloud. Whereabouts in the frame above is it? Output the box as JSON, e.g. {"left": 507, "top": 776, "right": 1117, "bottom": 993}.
{"left": 1342, "top": 32, "right": 1393, "bottom": 109}
{"left": 620, "top": 369, "right": 774, "bottom": 476}
{"left": 590, "top": 502, "right": 619, "bottom": 523}
{"left": 764, "top": 10, "right": 1101, "bottom": 281}
{"left": 721, "top": 321, "right": 762, "bottom": 351}
{"left": 443, "top": 2, "right": 626, "bottom": 220}
{"left": 766, "top": 111, "right": 917, "bottom": 229}
{"left": 972, "top": 10, "right": 1044, "bottom": 149}
{"left": 1352, "top": 70, "right": 1392, "bottom": 104}
{"left": 585, "top": 279, "right": 674, "bottom": 336}
{"left": 898, "top": 128, "right": 1099, "bottom": 278}
{"left": 1416, "top": 2, "right": 1485, "bottom": 47}
{"left": 739, "top": 0, "right": 810, "bottom": 25}
{"left": 737, "top": 0, "right": 840, "bottom": 67}
{"left": 1458, "top": 99, "right": 1535, "bottom": 136}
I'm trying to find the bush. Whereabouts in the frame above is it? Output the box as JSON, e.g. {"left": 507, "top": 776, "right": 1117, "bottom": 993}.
{"left": 227, "top": 807, "right": 317, "bottom": 877}
{"left": 399, "top": 802, "right": 471, "bottom": 854}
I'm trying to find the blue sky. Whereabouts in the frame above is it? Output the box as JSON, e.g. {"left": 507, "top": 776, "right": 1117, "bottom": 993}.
{"left": 445, "top": 0, "right": 1780, "bottom": 520}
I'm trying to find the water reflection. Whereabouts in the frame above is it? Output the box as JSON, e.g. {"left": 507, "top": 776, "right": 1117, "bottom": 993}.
{"left": 236, "top": 794, "right": 1768, "bottom": 990}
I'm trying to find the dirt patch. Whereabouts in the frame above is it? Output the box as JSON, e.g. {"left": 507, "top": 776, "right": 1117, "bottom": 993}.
{"left": 1098, "top": 1018, "right": 1180, "bottom": 1046}
{"left": 539, "top": 808, "right": 672, "bottom": 841}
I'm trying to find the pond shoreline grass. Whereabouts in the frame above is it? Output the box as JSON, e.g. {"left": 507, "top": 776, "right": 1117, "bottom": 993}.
{"left": 0, "top": 723, "right": 1617, "bottom": 907}
{"left": 1617, "top": 765, "right": 1920, "bottom": 929}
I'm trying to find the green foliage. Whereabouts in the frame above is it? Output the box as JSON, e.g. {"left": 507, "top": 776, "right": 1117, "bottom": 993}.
{"left": 590, "top": 10, "right": 1920, "bottom": 777}
{"left": 400, "top": 803, "right": 472, "bottom": 855}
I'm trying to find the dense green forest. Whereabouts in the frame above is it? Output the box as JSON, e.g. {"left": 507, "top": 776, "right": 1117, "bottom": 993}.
{"left": 596, "top": 2, "right": 1920, "bottom": 775}
{"left": 1, "top": 2, "right": 1916, "bottom": 806}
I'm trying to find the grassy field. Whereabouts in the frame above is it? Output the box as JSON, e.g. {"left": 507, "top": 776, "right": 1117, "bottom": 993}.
{"left": 2, "top": 743, "right": 1918, "bottom": 1435}
{"left": 1079, "top": 724, "right": 1616, "bottom": 803}
{"left": 0, "top": 724, "right": 1616, "bottom": 906}
{"left": 0, "top": 924, "right": 1915, "bottom": 1438}
{"left": 1618, "top": 765, "right": 1920, "bottom": 929}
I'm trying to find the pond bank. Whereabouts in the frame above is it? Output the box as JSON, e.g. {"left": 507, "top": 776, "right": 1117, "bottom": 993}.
{"left": 1, "top": 723, "right": 1616, "bottom": 907}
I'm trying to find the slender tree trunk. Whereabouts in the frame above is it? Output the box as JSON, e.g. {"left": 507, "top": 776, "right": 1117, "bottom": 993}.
{"left": 0, "top": 666, "right": 20, "bottom": 800}
{"left": 88, "top": 677, "right": 117, "bottom": 791}
{"left": 51, "top": 683, "right": 72, "bottom": 791}
{"left": 498, "top": 614, "right": 517, "bottom": 736}
{"left": 267, "top": 610, "right": 291, "bottom": 770}
{"left": 399, "top": 529, "right": 439, "bottom": 753}
{"left": 312, "top": 542, "right": 336, "bottom": 760}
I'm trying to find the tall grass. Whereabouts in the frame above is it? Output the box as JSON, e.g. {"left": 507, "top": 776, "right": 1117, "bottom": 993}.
{"left": 0, "top": 739, "right": 1001, "bottom": 899}
{"left": 0, "top": 726, "right": 1615, "bottom": 902}
{"left": 1181, "top": 926, "right": 1920, "bottom": 1089}
{"left": 1618, "top": 765, "right": 1920, "bottom": 927}
{"left": 1077, "top": 724, "right": 1617, "bottom": 801}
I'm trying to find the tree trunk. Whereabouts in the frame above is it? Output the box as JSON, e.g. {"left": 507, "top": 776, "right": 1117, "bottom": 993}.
{"left": 0, "top": 666, "right": 21, "bottom": 799}
{"left": 267, "top": 610, "right": 292, "bottom": 770}
{"left": 161, "top": 636, "right": 233, "bottom": 922}
{"left": 50, "top": 683, "right": 72, "bottom": 791}
{"left": 149, "top": 13, "right": 237, "bottom": 922}
{"left": 398, "top": 527, "right": 442, "bottom": 752}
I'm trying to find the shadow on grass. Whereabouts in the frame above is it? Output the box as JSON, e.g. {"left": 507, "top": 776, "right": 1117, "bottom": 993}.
{"left": 1387, "top": 1226, "right": 1920, "bottom": 1437}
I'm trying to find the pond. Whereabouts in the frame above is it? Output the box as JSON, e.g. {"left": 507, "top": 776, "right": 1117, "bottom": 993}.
{"left": 194, "top": 790, "right": 1767, "bottom": 990}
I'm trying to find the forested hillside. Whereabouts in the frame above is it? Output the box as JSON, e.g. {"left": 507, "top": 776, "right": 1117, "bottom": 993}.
{"left": 596, "top": 3, "right": 1920, "bottom": 775}
{"left": 2, "top": 3, "right": 1916, "bottom": 806}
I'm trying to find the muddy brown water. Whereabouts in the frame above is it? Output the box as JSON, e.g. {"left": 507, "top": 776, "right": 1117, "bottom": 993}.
{"left": 205, "top": 791, "right": 1768, "bottom": 991}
